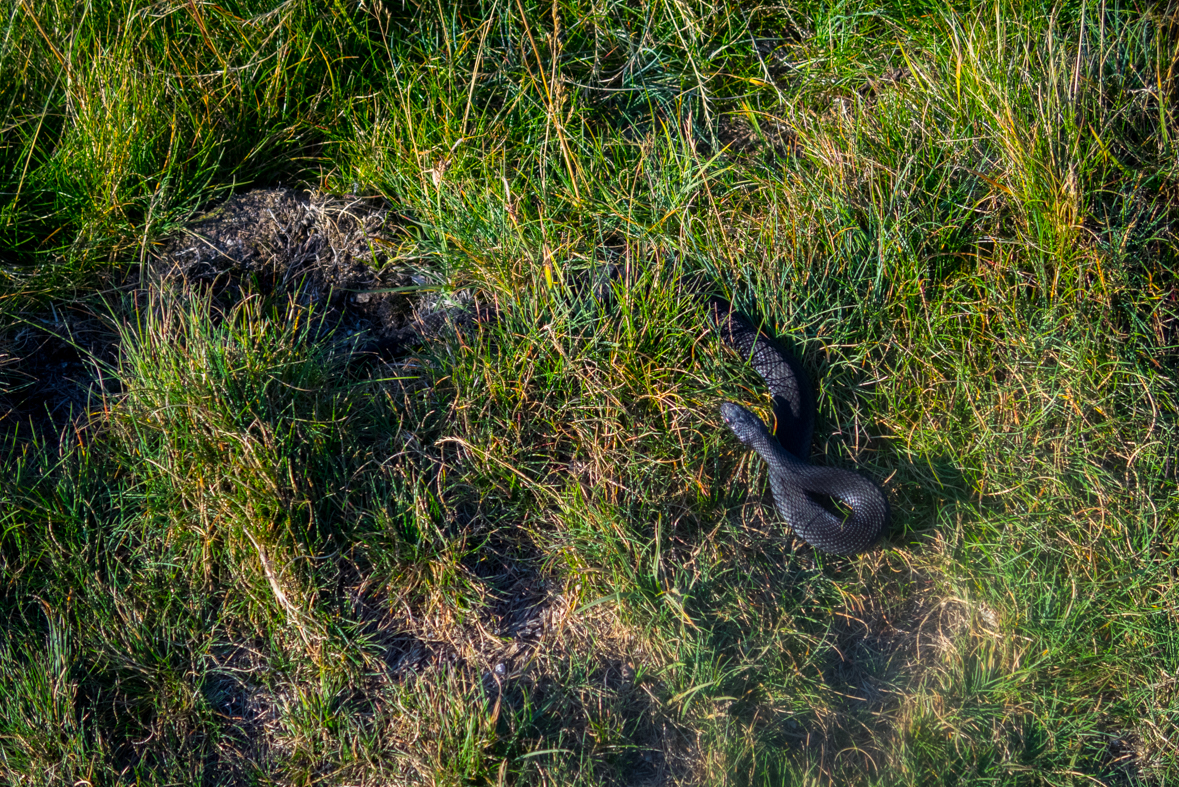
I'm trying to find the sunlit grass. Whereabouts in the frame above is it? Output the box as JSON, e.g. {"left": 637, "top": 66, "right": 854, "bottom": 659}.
{"left": 1, "top": 0, "right": 1176, "bottom": 785}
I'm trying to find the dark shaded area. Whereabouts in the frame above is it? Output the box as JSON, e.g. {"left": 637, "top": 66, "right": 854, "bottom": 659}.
{"left": 346, "top": 575, "right": 454, "bottom": 680}
{"left": 464, "top": 529, "right": 551, "bottom": 643}
{"left": 0, "top": 304, "right": 119, "bottom": 446}
{"left": 715, "top": 114, "right": 800, "bottom": 166}
{"left": 488, "top": 658, "right": 694, "bottom": 787}
{"left": 811, "top": 567, "right": 967, "bottom": 781}
{"left": 199, "top": 642, "right": 277, "bottom": 782}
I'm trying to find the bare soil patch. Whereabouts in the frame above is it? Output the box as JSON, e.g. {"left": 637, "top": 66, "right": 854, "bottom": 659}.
{"left": 151, "top": 187, "right": 423, "bottom": 353}
{"left": 1, "top": 188, "right": 447, "bottom": 445}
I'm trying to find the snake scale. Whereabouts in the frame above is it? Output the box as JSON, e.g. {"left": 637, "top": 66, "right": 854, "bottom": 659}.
{"left": 710, "top": 298, "right": 889, "bottom": 554}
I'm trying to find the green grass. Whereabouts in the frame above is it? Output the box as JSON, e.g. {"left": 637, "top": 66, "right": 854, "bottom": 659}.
{"left": 2, "top": 0, "right": 1178, "bottom": 784}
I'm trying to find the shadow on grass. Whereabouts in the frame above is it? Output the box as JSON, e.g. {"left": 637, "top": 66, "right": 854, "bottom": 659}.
{"left": 0, "top": 303, "right": 121, "bottom": 448}
{"left": 486, "top": 658, "right": 695, "bottom": 786}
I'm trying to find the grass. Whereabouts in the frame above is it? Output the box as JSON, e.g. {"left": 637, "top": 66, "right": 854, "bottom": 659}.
{"left": 1, "top": 0, "right": 1178, "bottom": 784}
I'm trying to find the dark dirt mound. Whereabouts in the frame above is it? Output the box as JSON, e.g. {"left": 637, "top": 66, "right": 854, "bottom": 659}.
{"left": 152, "top": 187, "right": 425, "bottom": 352}
{"left": 1, "top": 187, "right": 475, "bottom": 445}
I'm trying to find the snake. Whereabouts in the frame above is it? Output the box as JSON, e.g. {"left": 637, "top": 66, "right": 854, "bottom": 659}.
{"left": 401, "top": 278, "right": 890, "bottom": 553}
{"left": 710, "top": 297, "right": 889, "bottom": 554}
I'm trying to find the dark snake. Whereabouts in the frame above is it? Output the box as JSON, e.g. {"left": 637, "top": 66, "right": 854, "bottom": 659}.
{"left": 403, "top": 281, "right": 889, "bottom": 553}
{"left": 710, "top": 298, "right": 890, "bottom": 554}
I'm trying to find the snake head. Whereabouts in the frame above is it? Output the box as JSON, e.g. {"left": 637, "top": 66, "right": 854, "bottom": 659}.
{"left": 720, "top": 402, "right": 770, "bottom": 446}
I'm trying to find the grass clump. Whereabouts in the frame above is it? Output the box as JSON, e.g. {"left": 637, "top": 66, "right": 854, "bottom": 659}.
{"left": 2, "top": 0, "right": 1178, "bottom": 785}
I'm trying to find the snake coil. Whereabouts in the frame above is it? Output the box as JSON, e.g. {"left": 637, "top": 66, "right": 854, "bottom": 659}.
{"left": 712, "top": 298, "right": 889, "bottom": 554}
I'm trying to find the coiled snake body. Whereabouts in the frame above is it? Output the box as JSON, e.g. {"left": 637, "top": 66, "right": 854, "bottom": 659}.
{"left": 712, "top": 299, "right": 889, "bottom": 554}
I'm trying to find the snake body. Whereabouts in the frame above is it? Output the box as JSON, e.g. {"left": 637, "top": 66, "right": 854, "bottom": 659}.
{"left": 712, "top": 299, "right": 889, "bottom": 554}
